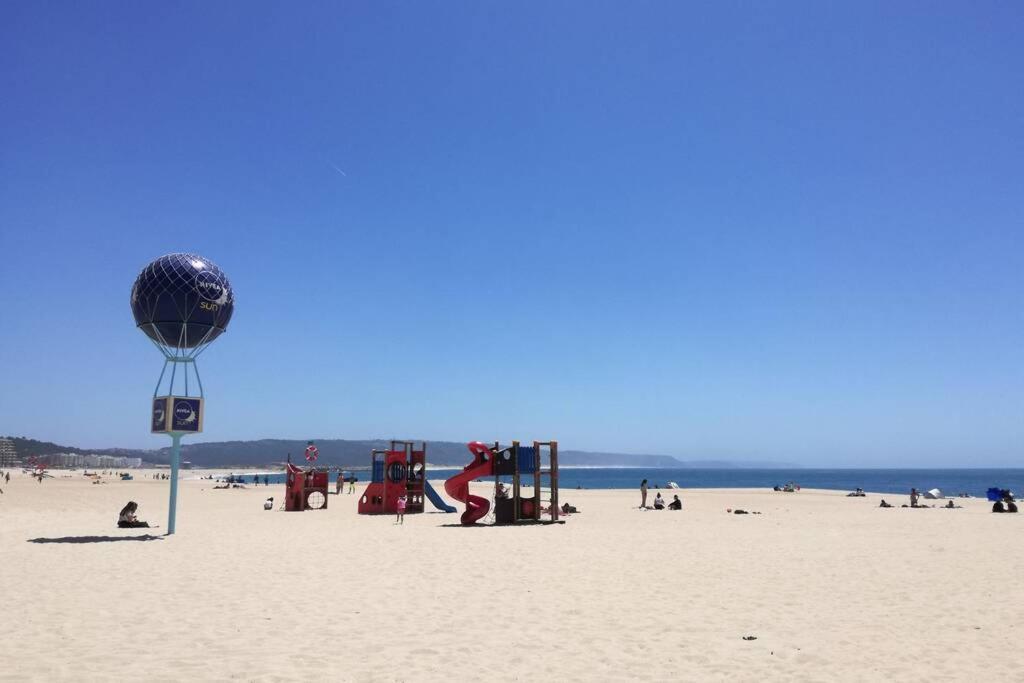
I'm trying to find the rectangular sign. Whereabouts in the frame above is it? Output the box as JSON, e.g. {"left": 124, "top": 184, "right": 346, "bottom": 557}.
{"left": 151, "top": 397, "right": 171, "bottom": 433}
{"left": 152, "top": 396, "right": 204, "bottom": 434}
{"left": 170, "top": 397, "right": 203, "bottom": 433}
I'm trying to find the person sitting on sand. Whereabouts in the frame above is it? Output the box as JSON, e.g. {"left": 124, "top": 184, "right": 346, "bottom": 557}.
{"left": 117, "top": 501, "right": 150, "bottom": 528}
{"left": 561, "top": 502, "right": 578, "bottom": 514}
{"left": 264, "top": 497, "right": 274, "bottom": 510}
{"left": 668, "top": 495, "right": 682, "bottom": 510}
{"left": 847, "top": 488, "right": 865, "bottom": 497}
{"left": 495, "top": 482, "right": 509, "bottom": 500}
{"left": 879, "top": 499, "right": 893, "bottom": 508}
{"left": 653, "top": 493, "right": 665, "bottom": 510}
{"left": 1006, "top": 498, "right": 1018, "bottom": 514}
{"left": 992, "top": 500, "right": 1006, "bottom": 513}
{"left": 944, "top": 500, "right": 962, "bottom": 509}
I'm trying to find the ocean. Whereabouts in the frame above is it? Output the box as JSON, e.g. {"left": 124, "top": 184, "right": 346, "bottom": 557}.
{"left": 209, "top": 467, "right": 1023, "bottom": 498}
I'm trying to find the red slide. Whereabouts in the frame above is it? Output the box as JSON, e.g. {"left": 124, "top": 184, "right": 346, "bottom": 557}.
{"left": 444, "top": 442, "right": 496, "bottom": 525}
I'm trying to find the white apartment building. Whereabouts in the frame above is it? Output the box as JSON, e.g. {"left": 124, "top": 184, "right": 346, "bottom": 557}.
{"left": 0, "top": 439, "right": 16, "bottom": 468}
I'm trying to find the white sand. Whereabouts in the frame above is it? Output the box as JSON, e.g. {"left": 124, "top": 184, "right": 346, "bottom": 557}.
{"left": 0, "top": 469, "right": 1021, "bottom": 681}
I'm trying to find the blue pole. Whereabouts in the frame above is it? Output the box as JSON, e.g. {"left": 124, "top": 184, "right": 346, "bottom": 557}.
{"left": 167, "top": 432, "right": 182, "bottom": 535}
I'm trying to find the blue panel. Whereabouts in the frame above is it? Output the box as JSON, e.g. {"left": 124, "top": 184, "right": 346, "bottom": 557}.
{"left": 518, "top": 446, "right": 536, "bottom": 474}
{"left": 424, "top": 481, "right": 456, "bottom": 512}
{"left": 372, "top": 460, "right": 384, "bottom": 483}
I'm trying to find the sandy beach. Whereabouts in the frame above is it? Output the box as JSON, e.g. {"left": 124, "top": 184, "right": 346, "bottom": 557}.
{"left": 0, "top": 469, "right": 1021, "bottom": 681}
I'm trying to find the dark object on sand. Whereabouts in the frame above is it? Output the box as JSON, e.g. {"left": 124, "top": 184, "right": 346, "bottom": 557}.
{"left": 117, "top": 501, "right": 151, "bottom": 528}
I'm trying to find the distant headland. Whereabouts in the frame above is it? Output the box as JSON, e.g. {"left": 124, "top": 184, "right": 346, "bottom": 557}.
{"left": 2, "top": 435, "right": 795, "bottom": 469}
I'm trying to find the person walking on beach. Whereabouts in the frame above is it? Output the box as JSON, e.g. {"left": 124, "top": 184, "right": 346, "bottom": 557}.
{"left": 640, "top": 479, "right": 648, "bottom": 509}
{"left": 396, "top": 493, "right": 407, "bottom": 524}
{"left": 349, "top": 477, "right": 357, "bottom": 494}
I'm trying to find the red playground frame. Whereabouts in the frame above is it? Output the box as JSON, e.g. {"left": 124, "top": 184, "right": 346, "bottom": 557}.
{"left": 284, "top": 462, "right": 329, "bottom": 511}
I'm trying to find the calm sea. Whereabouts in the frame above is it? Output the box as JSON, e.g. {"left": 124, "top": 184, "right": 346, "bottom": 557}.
{"left": 212, "top": 467, "right": 1022, "bottom": 498}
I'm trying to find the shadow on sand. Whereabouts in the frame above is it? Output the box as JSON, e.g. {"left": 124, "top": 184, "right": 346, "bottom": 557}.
{"left": 27, "top": 534, "right": 165, "bottom": 544}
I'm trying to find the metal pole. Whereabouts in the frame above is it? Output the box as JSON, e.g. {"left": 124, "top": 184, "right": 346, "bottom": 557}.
{"left": 167, "top": 432, "right": 182, "bottom": 535}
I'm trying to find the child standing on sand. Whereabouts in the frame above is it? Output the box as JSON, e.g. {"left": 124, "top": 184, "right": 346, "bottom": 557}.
{"left": 396, "top": 493, "right": 407, "bottom": 524}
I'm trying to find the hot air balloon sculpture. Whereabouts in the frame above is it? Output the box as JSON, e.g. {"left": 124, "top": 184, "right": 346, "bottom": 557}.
{"left": 131, "top": 253, "right": 235, "bottom": 534}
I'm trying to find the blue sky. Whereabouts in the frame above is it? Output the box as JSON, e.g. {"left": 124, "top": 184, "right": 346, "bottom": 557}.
{"left": 1, "top": 2, "right": 1021, "bottom": 466}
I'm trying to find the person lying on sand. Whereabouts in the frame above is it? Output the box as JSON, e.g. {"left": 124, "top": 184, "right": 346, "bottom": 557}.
{"left": 727, "top": 508, "right": 761, "bottom": 515}
{"left": 847, "top": 488, "right": 866, "bottom": 497}
{"left": 879, "top": 499, "right": 893, "bottom": 508}
{"left": 117, "top": 501, "right": 151, "bottom": 528}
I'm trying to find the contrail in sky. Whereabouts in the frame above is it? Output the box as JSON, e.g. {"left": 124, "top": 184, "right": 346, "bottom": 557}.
{"left": 329, "top": 162, "right": 347, "bottom": 177}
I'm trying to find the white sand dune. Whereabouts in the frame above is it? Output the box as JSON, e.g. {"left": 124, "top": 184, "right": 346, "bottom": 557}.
{"left": 0, "top": 469, "right": 1021, "bottom": 681}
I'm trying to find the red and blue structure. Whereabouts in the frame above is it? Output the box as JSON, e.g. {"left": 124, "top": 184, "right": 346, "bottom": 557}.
{"left": 358, "top": 441, "right": 455, "bottom": 515}
{"left": 444, "top": 440, "right": 560, "bottom": 526}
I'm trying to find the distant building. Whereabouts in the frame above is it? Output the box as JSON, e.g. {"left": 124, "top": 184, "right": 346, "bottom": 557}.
{"left": 0, "top": 439, "right": 16, "bottom": 468}
{"left": 37, "top": 452, "right": 143, "bottom": 469}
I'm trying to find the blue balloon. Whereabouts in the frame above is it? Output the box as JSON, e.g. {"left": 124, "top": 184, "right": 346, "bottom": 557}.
{"left": 131, "top": 253, "right": 235, "bottom": 349}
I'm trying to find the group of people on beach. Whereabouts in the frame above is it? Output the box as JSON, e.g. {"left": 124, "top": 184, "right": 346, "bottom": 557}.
{"left": 639, "top": 480, "right": 682, "bottom": 510}
{"left": 335, "top": 473, "right": 358, "bottom": 494}
{"left": 992, "top": 498, "right": 1018, "bottom": 513}
{"left": 873, "top": 487, "right": 1018, "bottom": 512}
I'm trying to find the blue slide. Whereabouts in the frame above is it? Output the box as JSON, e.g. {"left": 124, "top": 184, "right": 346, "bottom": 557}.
{"left": 424, "top": 480, "right": 457, "bottom": 513}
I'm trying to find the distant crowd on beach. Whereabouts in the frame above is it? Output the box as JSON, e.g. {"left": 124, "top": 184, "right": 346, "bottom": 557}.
{"left": 870, "top": 487, "right": 1017, "bottom": 512}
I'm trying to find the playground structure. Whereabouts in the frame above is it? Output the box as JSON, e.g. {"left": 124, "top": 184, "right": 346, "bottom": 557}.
{"left": 358, "top": 441, "right": 456, "bottom": 515}
{"left": 284, "top": 462, "right": 329, "bottom": 511}
{"left": 444, "top": 440, "right": 560, "bottom": 526}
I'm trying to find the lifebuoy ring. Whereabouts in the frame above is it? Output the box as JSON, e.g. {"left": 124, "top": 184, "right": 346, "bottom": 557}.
{"left": 304, "top": 444, "right": 319, "bottom": 462}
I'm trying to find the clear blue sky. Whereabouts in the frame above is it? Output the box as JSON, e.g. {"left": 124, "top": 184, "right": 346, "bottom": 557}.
{"left": 1, "top": 2, "right": 1021, "bottom": 466}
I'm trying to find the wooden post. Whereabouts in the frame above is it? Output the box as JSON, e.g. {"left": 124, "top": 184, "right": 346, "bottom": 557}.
{"left": 533, "top": 440, "right": 541, "bottom": 521}
{"left": 510, "top": 440, "right": 519, "bottom": 523}
{"left": 551, "top": 440, "right": 559, "bottom": 522}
